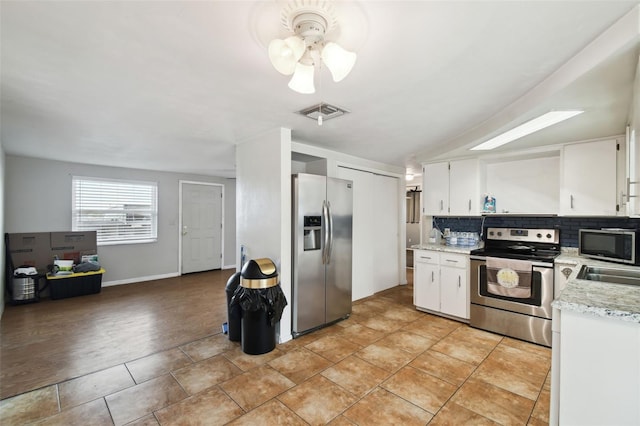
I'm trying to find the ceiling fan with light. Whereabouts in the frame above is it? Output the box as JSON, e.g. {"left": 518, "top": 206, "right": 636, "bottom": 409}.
{"left": 267, "top": 0, "right": 357, "bottom": 94}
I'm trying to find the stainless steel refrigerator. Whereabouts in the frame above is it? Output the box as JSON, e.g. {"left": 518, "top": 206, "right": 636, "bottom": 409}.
{"left": 292, "top": 173, "right": 353, "bottom": 337}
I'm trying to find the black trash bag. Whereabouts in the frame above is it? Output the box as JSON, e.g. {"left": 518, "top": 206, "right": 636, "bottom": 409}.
{"left": 230, "top": 285, "right": 287, "bottom": 327}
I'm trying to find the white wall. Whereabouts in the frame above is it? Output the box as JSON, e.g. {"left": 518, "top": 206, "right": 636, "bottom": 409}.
{"left": 236, "top": 128, "right": 292, "bottom": 341}
{"left": 5, "top": 156, "right": 236, "bottom": 284}
{"left": 0, "top": 148, "right": 5, "bottom": 318}
{"left": 628, "top": 54, "right": 640, "bottom": 216}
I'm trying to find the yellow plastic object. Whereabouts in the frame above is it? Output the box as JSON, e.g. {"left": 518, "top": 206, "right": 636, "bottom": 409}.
{"left": 47, "top": 268, "right": 105, "bottom": 280}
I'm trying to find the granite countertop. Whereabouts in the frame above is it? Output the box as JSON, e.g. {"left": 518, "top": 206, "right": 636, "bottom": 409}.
{"left": 552, "top": 254, "right": 640, "bottom": 324}
{"left": 410, "top": 243, "right": 481, "bottom": 254}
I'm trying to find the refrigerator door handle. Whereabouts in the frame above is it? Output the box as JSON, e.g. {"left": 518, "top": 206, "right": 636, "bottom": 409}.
{"left": 327, "top": 201, "right": 334, "bottom": 264}
{"left": 322, "top": 200, "right": 329, "bottom": 264}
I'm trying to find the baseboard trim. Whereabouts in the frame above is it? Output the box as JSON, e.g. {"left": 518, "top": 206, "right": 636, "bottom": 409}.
{"left": 102, "top": 272, "right": 180, "bottom": 287}
{"left": 223, "top": 264, "right": 237, "bottom": 270}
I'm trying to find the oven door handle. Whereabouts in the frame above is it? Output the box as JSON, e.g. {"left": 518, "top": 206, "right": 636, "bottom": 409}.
{"left": 471, "top": 256, "right": 553, "bottom": 269}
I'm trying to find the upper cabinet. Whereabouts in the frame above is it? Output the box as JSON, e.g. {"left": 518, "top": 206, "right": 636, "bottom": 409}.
{"left": 560, "top": 139, "right": 618, "bottom": 216}
{"left": 423, "top": 159, "right": 481, "bottom": 216}
{"left": 423, "top": 162, "right": 449, "bottom": 215}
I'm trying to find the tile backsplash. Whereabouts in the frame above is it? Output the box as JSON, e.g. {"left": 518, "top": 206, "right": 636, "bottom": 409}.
{"left": 432, "top": 216, "right": 640, "bottom": 247}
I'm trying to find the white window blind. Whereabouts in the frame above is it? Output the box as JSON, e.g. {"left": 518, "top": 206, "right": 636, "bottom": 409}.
{"left": 72, "top": 176, "right": 158, "bottom": 245}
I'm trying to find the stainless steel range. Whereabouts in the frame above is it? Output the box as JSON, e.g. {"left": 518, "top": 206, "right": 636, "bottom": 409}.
{"left": 470, "top": 227, "right": 560, "bottom": 347}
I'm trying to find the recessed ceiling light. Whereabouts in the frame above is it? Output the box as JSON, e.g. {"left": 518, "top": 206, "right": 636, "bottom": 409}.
{"left": 471, "top": 110, "right": 584, "bottom": 151}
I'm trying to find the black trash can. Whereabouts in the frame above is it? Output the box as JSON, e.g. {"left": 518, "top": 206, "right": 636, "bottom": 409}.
{"left": 230, "top": 258, "right": 287, "bottom": 355}
{"left": 225, "top": 272, "right": 242, "bottom": 342}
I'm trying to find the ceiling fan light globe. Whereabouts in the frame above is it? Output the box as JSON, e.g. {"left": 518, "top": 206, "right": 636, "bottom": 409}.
{"left": 268, "top": 37, "right": 305, "bottom": 75}
{"left": 321, "top": 42, "right": 356, "bottom": 82}
{"left": 288, "top": 62, "right": 315, "bottom": 94}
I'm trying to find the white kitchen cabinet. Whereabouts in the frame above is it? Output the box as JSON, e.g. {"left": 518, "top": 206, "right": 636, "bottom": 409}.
{"left": 422, "top": 162, "right": 449, "bottom": 215}
{"left": 554, "top": 310, "right": 640, "bottom": 425}
{"left": 414, "top": 250, "right": 440, "bottom": 312}
{"left": 560, "top": 139, "right": 618, "bottom": 216}
{"left": 414, "top": 249, "right": 469, "bottom": 320}
{"left": 439, "top": 252, "right": 468, "bottom": 318}
{"left": 422, "top": 159, "right": 480, "bottom": 216}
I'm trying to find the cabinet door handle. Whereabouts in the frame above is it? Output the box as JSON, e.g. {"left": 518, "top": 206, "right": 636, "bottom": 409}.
{"left": 570, "top": 194, "right": 574, "bottom": 209}
{"left": 446, "top": 259, "right": 458, "bottom": 263}
{"left": 420, "top": 256, "right": 431, "bottom": 260}
{"left": 458, "top": 276, "right": 461, "bottom": 287}
{"left": 431, "top": 271, "right": 434, "bottom": 282}
{"left": 440, "top": 200, "right": 444, "bottom": 211}
{"left": 468, "top": 199, "right": 471, "bottom": 212}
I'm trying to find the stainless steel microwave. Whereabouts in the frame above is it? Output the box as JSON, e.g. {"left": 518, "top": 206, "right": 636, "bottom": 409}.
{"left": 578, "top": 229, "right": 638, "bottom": 265}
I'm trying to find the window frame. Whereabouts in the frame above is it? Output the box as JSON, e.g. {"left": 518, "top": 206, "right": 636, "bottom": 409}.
{"left": 72, "top": 176, "right": 158, "bottom": 246}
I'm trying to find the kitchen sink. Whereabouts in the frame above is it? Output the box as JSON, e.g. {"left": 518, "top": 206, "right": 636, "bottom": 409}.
{"left": 576, "top": 265, "right": 640, "bottom": 286}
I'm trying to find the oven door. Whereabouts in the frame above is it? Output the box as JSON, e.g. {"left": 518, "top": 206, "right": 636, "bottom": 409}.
{"left": 470, "top": 259, "right": 554, "bottom": 319}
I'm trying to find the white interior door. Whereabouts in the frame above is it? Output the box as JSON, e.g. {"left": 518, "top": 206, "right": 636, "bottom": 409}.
{"left": 181, "top": 183, "right": 223, "bottom": 274}
{"left": 373, "top": 174, "right": 400, "bottom": 292}
{"left": 336, "top": 167, "right": 374, "bottom": 301}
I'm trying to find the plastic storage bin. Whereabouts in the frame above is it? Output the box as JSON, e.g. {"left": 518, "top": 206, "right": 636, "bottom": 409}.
{"left": 47, "top": 268, "right": 105, "bottom": 300}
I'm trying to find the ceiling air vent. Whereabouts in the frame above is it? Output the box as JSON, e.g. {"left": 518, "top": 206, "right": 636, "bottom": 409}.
{"left": 297, "top": 102, "right": 350, "bottom": 122}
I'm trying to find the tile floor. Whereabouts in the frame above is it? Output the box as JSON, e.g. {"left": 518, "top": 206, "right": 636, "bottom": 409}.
{"left": 1, "top": 284, "right": 551, "bottom": 425}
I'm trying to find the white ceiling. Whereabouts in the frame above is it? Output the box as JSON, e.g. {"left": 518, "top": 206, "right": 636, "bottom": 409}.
{"left": 1, "top": 1, "right": 639, "bottom": 179}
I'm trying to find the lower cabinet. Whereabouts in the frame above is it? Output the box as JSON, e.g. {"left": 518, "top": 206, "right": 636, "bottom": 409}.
{"left": 552, "top": 309, "right": 640, "bottom": 425}
{"left": 414, "top": 249, "right": 469, "bottom": 320}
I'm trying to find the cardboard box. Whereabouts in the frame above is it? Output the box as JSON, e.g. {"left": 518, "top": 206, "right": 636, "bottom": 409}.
{"left": 50, "top": 231, "right": 97, "bottom": 252}
{"left": 7, "top": 233, "right": 50, "bottom": 271}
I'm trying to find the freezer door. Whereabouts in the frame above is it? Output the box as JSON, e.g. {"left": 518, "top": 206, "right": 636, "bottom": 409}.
{"left": 325, "top": 177, "right": 353, "bottom": 323}
{"left": 292, "top": 174, "right": 327, "bottom": 334}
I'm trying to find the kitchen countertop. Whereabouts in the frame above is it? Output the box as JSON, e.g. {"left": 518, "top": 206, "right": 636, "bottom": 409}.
{"left": 410, "top": 243, "right": 481, "bottom": 254}
{"left": 552, "top": 254, "right": 640, "bottom": 324}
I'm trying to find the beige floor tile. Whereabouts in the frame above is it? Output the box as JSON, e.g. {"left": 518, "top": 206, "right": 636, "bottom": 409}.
{"left": 336, "top": 323, "right": 385, "bottom": 347}
{"left": 343, "top": 387, "right": 433, "bottom": 425}
{"left": 58, "top": 364, "right": 134, "bottom": 409}
{"left": 501, "top": 337, "right": 551, "bottom": 360}
{"left": 357, "top": 316, "right": 403, "bottom": 333}
{"left": 226, "top": 399, "right": 307, "bottom": 426}
{"left": 429, "top": 402, "right": 499, "bottom": 425}
{"left": 126, "top": 348, "right": 192, "bottom": 384}
{"left": 376, "top": 330, "right": 436, "bottom": 354}
{"left": 304, "top": 335, "right": 362, "bottom": 363}
{"left": 221, "top": 365, "right": 295, "bottom": 411}
{"left": 278, "top": 375, "right": 357, "bottom": 425}
{"left": 32, "top": 398, "right": 112, "bottom": 425}
{"left": 179, "top": 334, "right": 238, "bottom": 362}
{"left": 125, "top": 414, "right": 159, "bottom": 426}
{"left": 402, "top": 314, "right": 461, "bottom": 339}
{"left": 350, "top": 303, "right": 379, "bottom": 318}
{"left": 327, "top": 415, "right": 357, "bottom": 425}
{"left": 223, "top": 346, "right": 284, "bottom": 371}
{"left": 172, "top": 355, "right": 242, "bottom": 395}
{"left": 450, "top": 377, "right": 535, "bottom": 425}
{"left": 472, "top": 343, "right": 549, "bottom": 400}
{"left": 154, "top": 386, "right": 243, "bottom": 425}
{"left": 268, "top": 347, "right": 332, "bottom": 384}
{"left": 355, "top": 342, "right": 415, "bottom": 372}
{"left": 430, "top": 326, "right": 501, "bottom": 365}
{"left": 105, "top": 374, "right": 187, "bottom": 426}
{"left": 381, "top": 365, "right": 456, "bottom": 414}
{"left": 528, "top": 415, "right": 549, "bottom": 426}
{"left": 0, "top": 385, "right": 59, "bottom": 425}
{"left": 380, "top": 306, "right": 425, "bottom": 323}
{"left": 531, "top": 387, "right": 550, "bottom": 424}
{"left": 321, "top": 355, "right": 390, "bottom": 398}
{"left": 409, "top": 349, "right": 476, "bottom": 386}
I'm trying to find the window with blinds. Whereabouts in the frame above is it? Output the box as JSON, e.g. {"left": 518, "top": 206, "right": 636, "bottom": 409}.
{"left": 72, "top": 176, "right": 158, "bottom": 245}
